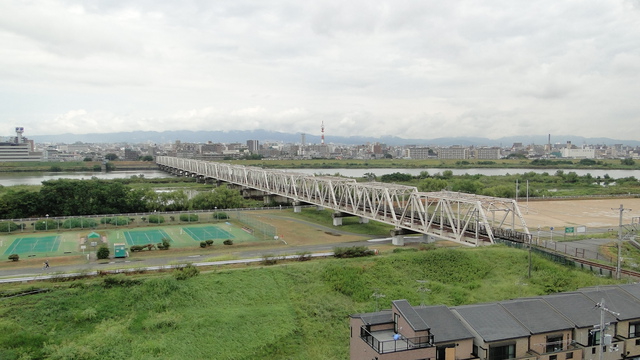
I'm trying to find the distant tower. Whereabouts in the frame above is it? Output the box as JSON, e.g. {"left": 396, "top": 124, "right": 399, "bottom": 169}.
{"left": 300, "top": 133, "right": 306, "bottom": 156}
{"left": 321, "top": 121, "right": 325, "bottom": 145}
{"left": 15, "top": 127, "right": 24, "bottom": 144}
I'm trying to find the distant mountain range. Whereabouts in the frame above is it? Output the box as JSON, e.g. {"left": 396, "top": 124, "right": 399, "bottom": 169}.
{"left": 28, "top": 130, "right": 640, "bottom": 147}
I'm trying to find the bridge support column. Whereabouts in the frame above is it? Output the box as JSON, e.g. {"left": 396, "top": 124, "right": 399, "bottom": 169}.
{"left": 293, "top": 202, "right": 302, "bottom": 213}
{"left": 333, "top": 217, "right": 343, "bottom": 226}
{"left": 390, "top": 229, "right": 405, "bottom": 246}
{"left": 422, "top": 234, "right": 434, "bottom": 243}
{"left": 359, "top": 217, "right": 369, "bottom": 224}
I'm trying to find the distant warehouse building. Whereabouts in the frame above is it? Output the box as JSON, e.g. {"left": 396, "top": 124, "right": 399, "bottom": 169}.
{"left": 0, "top": 127, "right": 42, "bottom": 162}
{"left": 561, "top": 147, "right": 595, "bottom": 159}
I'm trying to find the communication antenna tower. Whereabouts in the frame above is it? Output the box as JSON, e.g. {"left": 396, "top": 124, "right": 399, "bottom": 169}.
{"left": 321, "top": 121, "right": 325, "bottom": 145}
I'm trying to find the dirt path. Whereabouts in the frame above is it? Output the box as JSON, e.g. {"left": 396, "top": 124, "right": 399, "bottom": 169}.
{"left": 521, "top": 198, "right": 640, "bottom": 229}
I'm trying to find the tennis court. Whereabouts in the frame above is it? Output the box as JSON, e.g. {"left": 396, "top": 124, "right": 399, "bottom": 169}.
{"left": 123, "top": 229, "right": 172, "bottom": 246}
{"left": 3, "top": 236, "right": 61, "bottom": 255}
{"left": 183, "top": 226, "right": 234, "bottom": 241}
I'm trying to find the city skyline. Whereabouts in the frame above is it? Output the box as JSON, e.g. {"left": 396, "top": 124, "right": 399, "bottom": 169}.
{"left": 1, "top": 1, "right": 639, "bottom": 140}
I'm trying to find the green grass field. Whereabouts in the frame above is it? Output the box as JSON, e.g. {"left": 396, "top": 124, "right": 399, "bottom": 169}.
{"left": 0, "top": 246, "right": 623, "bottom": 360}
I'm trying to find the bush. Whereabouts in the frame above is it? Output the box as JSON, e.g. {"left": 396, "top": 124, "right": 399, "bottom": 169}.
{"left": 34, "top": 219, "right": 59, "bottom": 231}
{"left": 0, "top": 221, "right": 19, "bottom": 232}
{"left": 200, "top": 241, "right": 207, "bottom": 248}
{"left": 213, "top": 212, "right": 229, "bottom": 220}
{"left": 101, "top": 216, "right": 130, "bottom": 225}
{"left": 296, "top": 251, "right": 312, "bottom": 261}
{"left": 130, "top": 245, "right": 143, "bottom": 252}
{"left": 148, "top": 215, "right": 165, "bottom": 224}
{"left": 173, "top": 264, "right": 200, "bottom": 280}
{"left": 262, "top": 254, "right": 278, "bottom": 265}
{"left": 205, "top": 239, "right": 214, "bottom": 246}
{"left": 333, "top": 246, "right": 375, "bottom": 258}
{"left": 223, "top": 239, "right": 233, "bottom": 245}
{"left": 62, "top": 218, "right": 98, "bottom": 229}
{"left": 180, "top": 214, "right": 198, "bottom": 222}
{"left": 96, "top": 246, "right": 110, "bottom": 259}
{"left": 157, "top": 238, "right": 171, "bottom": 250}
{"left": 8, "top": 254, "right": 19, "bottom": 261}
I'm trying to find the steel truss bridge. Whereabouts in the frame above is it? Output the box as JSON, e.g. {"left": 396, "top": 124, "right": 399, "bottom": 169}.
{"left": 156, "top": 156, "right": 531, "bottom": 246}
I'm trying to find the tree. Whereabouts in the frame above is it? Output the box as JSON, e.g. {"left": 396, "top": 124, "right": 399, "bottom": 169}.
{"left": 83, "top": 157, "right": 93, "bottom": 162}
{"left": 105, "top": 153, "right": 118, "bottom": 161}
{"left": 191, "top": 186, "right": 246, "bottom": 210}
{"left": 97, "top": 246, "right": 110, "bottom": 259}
{"left": 141, "top": 155, "right": 154, "bottom": 161}
{"left": 621, "top": 158, "right": 636, "bottom": 166}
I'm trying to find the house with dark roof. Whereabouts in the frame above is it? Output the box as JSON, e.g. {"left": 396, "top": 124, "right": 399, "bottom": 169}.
{"left": 453, "top": 303, "right": 533, "bottom": 360}
{"left": 350, "top": 300, "right": 476, "bottom": 360}
{"left": 349, "top": 284, "right": 640, "bottom": 360}
{"left": 499, "top": 299, "right": 580, "bottom": 360}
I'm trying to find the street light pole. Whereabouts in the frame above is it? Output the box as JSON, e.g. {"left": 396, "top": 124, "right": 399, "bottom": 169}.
{"left": 45, "top": 214, "right": 49, "bottom": 231}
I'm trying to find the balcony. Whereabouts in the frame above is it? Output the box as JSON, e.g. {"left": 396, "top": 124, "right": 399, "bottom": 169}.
{"left": 360, "top": 328, "right": 432, "bottom": 354}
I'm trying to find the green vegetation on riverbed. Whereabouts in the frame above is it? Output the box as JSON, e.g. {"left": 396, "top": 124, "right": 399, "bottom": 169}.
{"left": 0, "top": 246, "right": 621, "bottom": 360}
{"left": 229, "top": 158, "right": 640, "bottom": 170}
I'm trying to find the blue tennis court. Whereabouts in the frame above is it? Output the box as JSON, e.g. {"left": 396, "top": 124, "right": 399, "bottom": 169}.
{"left": 183, "top": 226, "right": 234, "bottom": 241}
{"left": 123, "top": 229, "right": 171, "bottom": 246}
{"left": 3, "top": 236, "right": 61, "bottom": 255}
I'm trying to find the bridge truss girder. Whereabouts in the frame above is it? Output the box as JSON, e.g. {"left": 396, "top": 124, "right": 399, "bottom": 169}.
{"left": 156, "top": 157, "right": 530, "bottom": 246}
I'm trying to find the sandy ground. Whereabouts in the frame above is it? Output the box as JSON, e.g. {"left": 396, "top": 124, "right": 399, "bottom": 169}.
{"left": 520, "top": 198, "right": 640, "bottom": 229}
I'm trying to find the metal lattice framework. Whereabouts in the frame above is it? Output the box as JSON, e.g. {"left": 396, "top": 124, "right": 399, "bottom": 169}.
{"left": 156, "top": 156, "right": 530, "bottom": 246}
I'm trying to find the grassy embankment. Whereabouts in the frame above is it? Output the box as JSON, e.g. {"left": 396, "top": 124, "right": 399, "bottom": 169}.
{"left": 0, "top": 245, "right": 624, "bottom": 360}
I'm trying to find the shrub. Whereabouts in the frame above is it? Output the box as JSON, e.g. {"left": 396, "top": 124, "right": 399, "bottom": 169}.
{"left": 180, "top": 214, "right": 198, "bottom": 222}
{"left": 205, "top": 239, "right": 214, "bottom": 246}
{"left": 333, "top": 246, "right": 375, "bottom": 258}
{"left": 173, "top": 264, "right": 200, "bottom": 280}
{"left": 34, "top": 219, "right": 59, "bottom": 231}
{"left": 296, "top": 251, "right": 312, "bottom": 261}
{"left": 199, "top": 241, "right": 207, "bottom": 248}
{"left": 157, "top": 238, "right": 171, "bottom": 250}
{"left": 96, "top": 246, "right": 110, "bottom": 259}
{"left": 8, "top": 254, "right": 19, "bottom": 261}
{"left": 130, "top": 245, "right": 143, "bottom": 252}
{"left": 62, "top": 218, "right": 98, "bottom": 229}
{"left": 223, "top": 239, "right": 233, "bottom": 245}
{"left": 0, "top": 221, "right": 19, "bottom": 232}
{"left": 148, "top": 215, "right": 165, "bottom": 224}
{"left": 213, "top": 212, "right": 229, "bottom": 220}
{"left": 262, "top": 254, "right": 279, "bottom": 265}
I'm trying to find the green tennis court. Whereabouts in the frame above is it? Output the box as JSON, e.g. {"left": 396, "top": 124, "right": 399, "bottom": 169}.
{"left": 3, "top": 236, "right": 61, "bottom": 255}
{"left": 183, "top": 226, "right": 234, "bottom": 241}
{"left": 123, "top": 229, "right": 171, "bottom": 246}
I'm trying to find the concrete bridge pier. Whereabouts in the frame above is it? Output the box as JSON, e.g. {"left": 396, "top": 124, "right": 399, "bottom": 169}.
{"left": 293, "top": 202, "right": 302, "bottom": 213}
{"left": 359, "top": 217, "right": 369, "bottom": 224}
{"left": 390, "top": 229, "right": 405, "bottom": 246}
{"left": 422, "top": 233, "right": 434, "bottom": 243}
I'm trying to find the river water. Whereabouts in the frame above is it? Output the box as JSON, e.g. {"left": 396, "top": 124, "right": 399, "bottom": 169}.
{"left": 1, "top": 168, "right": 639, "bottom": 187}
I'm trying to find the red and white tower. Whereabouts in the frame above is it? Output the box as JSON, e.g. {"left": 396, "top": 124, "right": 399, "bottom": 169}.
{"left": 321, "top": 121, "right": 325, "bottom": 145}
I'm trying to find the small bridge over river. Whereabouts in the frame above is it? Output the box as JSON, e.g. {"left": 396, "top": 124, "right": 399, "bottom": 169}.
{"left": 156, "top": 156, "right": 531, "bottom": 246}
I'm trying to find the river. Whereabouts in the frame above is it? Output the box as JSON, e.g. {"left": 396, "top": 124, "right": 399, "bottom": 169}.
{"left": 1, "top": 168, "right": 639, "bottom": 187}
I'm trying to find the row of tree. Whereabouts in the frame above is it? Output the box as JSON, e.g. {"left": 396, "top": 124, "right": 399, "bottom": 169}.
{"left": 0, "top": 179, "right": 247, "bottom": 219}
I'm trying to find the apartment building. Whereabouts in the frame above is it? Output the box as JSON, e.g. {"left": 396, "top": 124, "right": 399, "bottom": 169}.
{"left": 350, "top": 284, "right": 640, "bottom": 360}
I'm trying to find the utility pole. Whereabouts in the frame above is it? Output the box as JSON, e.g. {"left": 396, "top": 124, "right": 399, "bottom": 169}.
{"left": 611, "top": 204, "right": 631, "bottom": 280}
{"left": 594, "top": 298, "right": 619, "bottom": 360}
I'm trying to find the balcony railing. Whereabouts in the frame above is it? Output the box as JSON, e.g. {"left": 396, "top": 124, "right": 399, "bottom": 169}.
{"left": 360, "top": 327, "right": 432, "bottom": 354}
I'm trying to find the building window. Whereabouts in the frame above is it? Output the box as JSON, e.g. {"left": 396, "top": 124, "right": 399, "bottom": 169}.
{"left": 549, "top": 355, "right": 557, "bottom": 360}
{"left": 546, "top": 335, "right": 563, "bottom": 353}
{"left": 394, "top": 313, "right": 399, "bottom": 333}
{"left": 636, "top": 339, "right": 640, "bottom": 346}
{"left": 566, "top": 352, "right": 573, "bottom": 359}
{"left": 588, "top": 330, "right": 600, "bottom": 346}
{"left": 436, "top": 344, "right": 455, "bottom": 360}
{"left": 489, "top": 344, "right": 515, "bottom": 360}
{"left": 630, "top": 322, "right": 640, "bottom": 338}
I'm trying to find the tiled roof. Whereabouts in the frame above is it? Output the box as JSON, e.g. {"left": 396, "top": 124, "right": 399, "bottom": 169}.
{"left": 453, "top": 303, "right": 530, "bottom": 342}
{"left": 393, "top": 299, "right": 430, "bottom": 331}
{"left": 416, "top": 305, "right": 474, "bottom": 343}
{"left": 500, "top": 299, "right": 574, "bottom": 334}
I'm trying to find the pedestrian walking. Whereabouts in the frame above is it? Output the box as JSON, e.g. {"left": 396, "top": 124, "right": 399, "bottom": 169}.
{"left": 43, "top": 260, "right": 49, "bottom": 270}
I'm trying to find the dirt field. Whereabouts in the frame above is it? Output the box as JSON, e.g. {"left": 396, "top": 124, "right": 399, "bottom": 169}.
{"left": 521, "top": 198, "right": 640, "bottom": 229}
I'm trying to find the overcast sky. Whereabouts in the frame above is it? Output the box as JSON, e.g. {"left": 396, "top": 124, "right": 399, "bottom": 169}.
{"left": 1, "top": 0, "right": 639, "bottom": 141}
